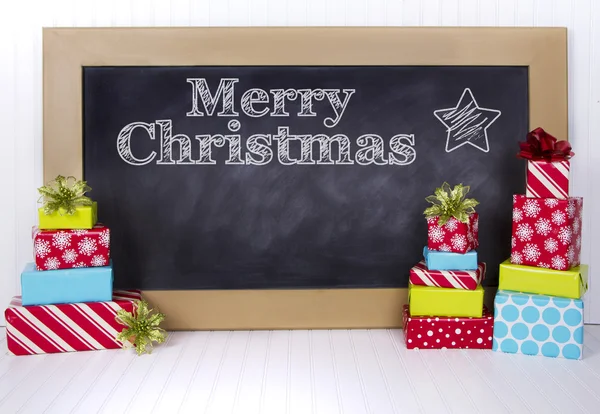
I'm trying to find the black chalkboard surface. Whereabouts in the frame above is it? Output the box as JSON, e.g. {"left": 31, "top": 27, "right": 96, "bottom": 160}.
{"left": 83, "top": 65, "right": 528, "bottom": 290}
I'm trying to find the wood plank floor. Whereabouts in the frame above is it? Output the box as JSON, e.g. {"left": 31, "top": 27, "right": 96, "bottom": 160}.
{"left": 1, "top": 325, "right": 599, "bottom": 414}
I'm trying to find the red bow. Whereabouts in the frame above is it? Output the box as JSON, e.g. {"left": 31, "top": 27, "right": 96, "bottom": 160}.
{"left": 517, "top": 127, "right": 574, "bottom": 162}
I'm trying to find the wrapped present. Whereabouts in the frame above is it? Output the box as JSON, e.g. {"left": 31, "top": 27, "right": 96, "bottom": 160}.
{"left": 403, "top": 305, "right": 493, "bottom": 350}
{"left": 37, "top": 175, "right": 97, "bottom": 229}
{"left": 427, "top": 213, "right": 479, "bottom": 254}
{"left": 424, "top": 183, "right": 479, "bottom": 254}
{"left": 511, "top": 194, "right": 582, "bottom": 270}
{"left": 526, "top": 160, "right": 570, "bottom": 199}
{"left": 423, "top": 246, "right": 478, "bottom": 270}
{"left": 499, "top": 259, "right": 588, "bottom": 299}
{"left": 21, "top": 261, "right": 113, "bottom": 306}
{"left": 33, "top": 224, "right": 110, "bottom": 270}
{"left": 518, "top": 127, "right": 573, "bottom": 199}
{"left": 38, "top": 202, "right": 97, "bottom": 230}
{"left": 408, "top": 282, "right": 484, "bottom": 317}
{"left": 493, "top": 290, "right": 583, "bottom": 360}
{"left": 409, "top": 260, "right": 485, "bottom": 290}
{"left": 4, "top": 290, "right": 141, "bottom": 356}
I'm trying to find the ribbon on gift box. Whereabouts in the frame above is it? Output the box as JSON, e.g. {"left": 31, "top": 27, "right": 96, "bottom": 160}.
{"left": 37, "top": 175, "right": 93, "bottom": 216}
{"left": 518, "top": 127, "right": 574, "bottom": 162}
{"left": 423, "top": 182, "right": 479, "bottom": 225}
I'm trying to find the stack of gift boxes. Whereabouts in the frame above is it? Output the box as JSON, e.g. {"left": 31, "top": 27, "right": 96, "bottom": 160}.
{"left": 4, "top": 176, "right": 141, "bottom": 356}
{"left": 404, "top": 183, "right": 494, "bottom": 350}
{"left": 493, "top": 128, "right": 587, "bottom": 360}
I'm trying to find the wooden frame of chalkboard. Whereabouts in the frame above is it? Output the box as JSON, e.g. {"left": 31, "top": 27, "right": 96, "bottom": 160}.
{"left": 42, "top": 27, "right": 567, "bottom": 330}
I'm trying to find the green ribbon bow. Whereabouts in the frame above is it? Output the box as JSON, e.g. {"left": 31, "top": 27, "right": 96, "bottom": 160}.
{"left": 423, "top": 182, "right": 479, "bottom": 226}
{"left": 37, "top": 175, "right": 93, "bottom": 216}
{"left": 115, "top": 300, "right": 167, "bottom": 356}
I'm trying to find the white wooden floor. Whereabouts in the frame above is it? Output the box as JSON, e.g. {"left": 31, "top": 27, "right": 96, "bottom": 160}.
{"left": 1, "top": 326, "right": 600, "bottom": 414}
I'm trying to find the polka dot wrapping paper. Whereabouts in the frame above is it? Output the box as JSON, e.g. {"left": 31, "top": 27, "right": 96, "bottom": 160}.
{"left": 492, "top": 290, "right": 583, "bottom": 360}
{"left": 403, "top": 305, "right": 494, "bottom": 350}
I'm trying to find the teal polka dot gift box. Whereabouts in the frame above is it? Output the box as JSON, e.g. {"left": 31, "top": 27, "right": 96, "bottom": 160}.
{"left": 492, "top": 290, "right": 583, "bottom": 360}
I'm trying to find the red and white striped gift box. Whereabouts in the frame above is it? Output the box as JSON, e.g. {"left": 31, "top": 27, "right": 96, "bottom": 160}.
{"left": 409, "top": 260, "right": 486, "bottom": 290}
{"left": 526, "top": 160, "right": 570, "bottom": 199}
{"left": 4, "top": 290, "right": 141, "bottom": 356}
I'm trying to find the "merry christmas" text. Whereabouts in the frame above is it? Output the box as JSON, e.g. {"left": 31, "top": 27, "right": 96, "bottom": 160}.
{"left": 116, "top": 78, "right": 418, "bottom": 166}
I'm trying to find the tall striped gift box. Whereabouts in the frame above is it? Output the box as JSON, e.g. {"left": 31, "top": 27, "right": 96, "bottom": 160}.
{"left": 526, "top": 159, "right": 570, "bottom": 199}
{"left": 4, "top": 290, "right": 141, "bottom": 356}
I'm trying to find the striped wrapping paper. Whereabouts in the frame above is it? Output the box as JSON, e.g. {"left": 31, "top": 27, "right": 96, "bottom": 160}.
{"left": 526, "top": 160, "right": 570, "bottom": 199}
{"left": 4, "top": 290, "right": 141, "bottom": 356}
{"left": 409, "top": 260, "right": 486, "bottom": 290}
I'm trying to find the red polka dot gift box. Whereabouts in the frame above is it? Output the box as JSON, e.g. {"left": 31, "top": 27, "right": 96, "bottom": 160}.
{"left": 510, "top": 195, "right": 582, "bottom": 271}
{"left": 32, "top": 224, "right": 111, "bottom": 271}
{"left": 403, "top": 305, "right": 494, "bottom": 350}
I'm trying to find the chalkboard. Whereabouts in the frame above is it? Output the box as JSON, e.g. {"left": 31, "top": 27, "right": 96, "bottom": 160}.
{"left": 82, "top": 65, "right": 528, "bottom": 290}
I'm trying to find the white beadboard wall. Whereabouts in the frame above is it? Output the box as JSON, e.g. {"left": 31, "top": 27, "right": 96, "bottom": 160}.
{"left": 0, "top": 0, "right": 598, "bottom": 326}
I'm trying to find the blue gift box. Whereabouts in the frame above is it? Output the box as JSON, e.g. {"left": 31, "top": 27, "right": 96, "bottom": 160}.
{"left": 492, "top": 290, "right": 584, "bottom": 360}
{"left": 20, "top": 261, "right": 113, "bottom": 306}
{"left": 423, "top": 246, "right": 478, "bottom": 270}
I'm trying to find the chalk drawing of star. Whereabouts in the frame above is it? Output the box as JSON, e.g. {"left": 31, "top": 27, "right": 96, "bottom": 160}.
{"left": 433, "top": 88, "right": 501, "bottom": 153}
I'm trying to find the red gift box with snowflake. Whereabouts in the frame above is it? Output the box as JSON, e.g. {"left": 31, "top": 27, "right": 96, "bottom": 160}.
{"left": 511, "top": 195, "right": 582, "bottom": 271}
{"left": 33, "top": 224, "right": 111, "bottom": 271}
{"left": 427, "top": 214, "right": 479, "bottom": 254}
{"left": 424, "top": 183, "right": 479, "bottom": 254}
{"left": 403, "top": 305, "right": 493, "bottom": 350}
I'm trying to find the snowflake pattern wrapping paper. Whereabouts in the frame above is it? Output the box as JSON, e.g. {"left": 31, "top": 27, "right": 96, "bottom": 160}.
{"left": 33, "top": 224, "right": 111, "bottom": 271}
{"left": 427, "top": 213, "right": 479, "bottom": 254}
{"left": 5, "top": 290, "right": 141, "bottom": 356}
{"left": 526, "top": 160, "right": 570, "bottom": 199}
{"left": 409, "top": 260, "right": 485, "bottom": 290}
{"left": 403, "top": 305, "right": 494, "bottom": 350}
{"left": 493, "top": 290, "right": 584, "bottom": 360}
{"left": 511, "top": 195, "right": 582, "bottom": 270}
{"left": 20, "top": 261, "right": 113, "bottom": 306}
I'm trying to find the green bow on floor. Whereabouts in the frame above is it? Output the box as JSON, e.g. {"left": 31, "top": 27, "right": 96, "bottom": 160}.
{"left": 423, "top": 182, "right": 479, "bottom": 225}
{"left": 37, "top": 175, "right": 93, "bottom": 215}
{"left": 115, "top": 300, "right": 167, "bottom": 356}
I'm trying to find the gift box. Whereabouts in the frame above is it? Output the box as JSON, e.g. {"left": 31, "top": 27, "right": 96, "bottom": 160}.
{"left": 37, "top": 202, "right": 98, "bottom": 230}
{"left": 499, "top": 259, "right": 588, "bottom": 299}
{"left": 511, "top": 195, "right": 582, "bottom": 270}
{"left": 408, "top": 282, "right": 484, "bottom": 317}
{"left": 409, "top": 260, "right": 485, "bottom": 290}
{"left": 4, "top": 290, "right": 141, "bottom": 355}
{"left": 33, "top": 224, "right": 110, "bottom": 270}
{"left": 423, "top": 246, "right": 478, "bottom": 270}
{"left": 403, "top": 305, "right": 493, "bottom": 349}
{"left": 493, "top": 290, "right": 583, "bottom": 360}
{"left": 21, "top": 261, "right": 113, "bottom": 306}
{"left": 526, "top": 160, "right": 570, "bottom": 199}
{"left": 427, "top": 213, "right": 478, "bottom": 254}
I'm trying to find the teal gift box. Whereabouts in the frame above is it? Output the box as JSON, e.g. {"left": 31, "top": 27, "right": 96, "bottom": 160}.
{"left": 423, "top": 246, "right": 478, "bottom": 270}
{"left": 21, "top": 261, "right": 113, "bottom": 306}
{"left": 492, "top": 290, "right": 584, "bottom": 360}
